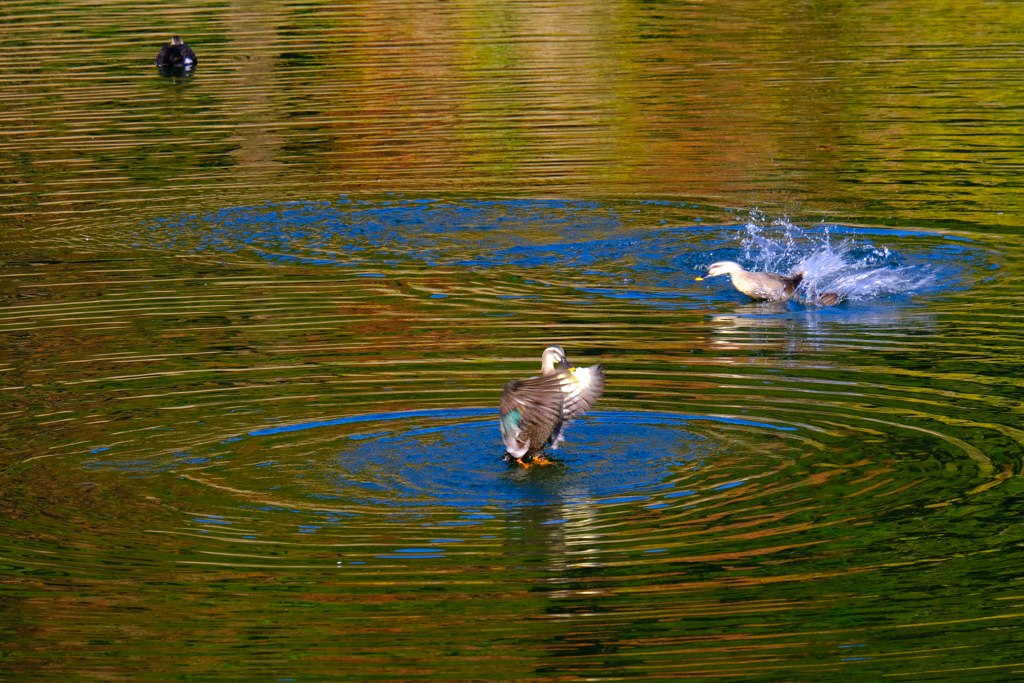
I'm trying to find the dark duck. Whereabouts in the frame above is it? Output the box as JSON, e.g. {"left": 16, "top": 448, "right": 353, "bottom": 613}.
{"left": 155, "top": 36, "right": 197, "bottom": 69}
{"left": 499, "top": 345, "right": 605, "bottom": 467}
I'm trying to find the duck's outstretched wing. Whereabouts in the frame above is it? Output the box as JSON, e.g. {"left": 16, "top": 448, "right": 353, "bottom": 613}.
{"left": 563, "top": 363, "right": 605, "bottom": 419}
{"left": 499, "top": 374, "right": 565, "bottom": 458}
{"left": 550, "top": 363, "right": 606, "bottom": 449}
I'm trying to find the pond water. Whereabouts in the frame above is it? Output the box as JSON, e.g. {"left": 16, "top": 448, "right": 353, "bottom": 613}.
{"left": 3, "top": 1, "right": 1024, "bottom": 681}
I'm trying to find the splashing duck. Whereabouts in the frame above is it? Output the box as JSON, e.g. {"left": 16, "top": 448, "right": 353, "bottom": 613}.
{"left": 155, "top": 36, "right": 197, "bottom": 69}
{"left": 697, "top": 261, "right": 839, "bottom": 305}
{"left": 499, "top": 345, "right": 605, "bottom": 467}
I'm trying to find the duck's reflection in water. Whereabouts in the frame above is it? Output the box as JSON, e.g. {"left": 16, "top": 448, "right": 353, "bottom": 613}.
{"left": 501, "top": 492, "right": 603, "bottom": 569}
{"left": 708, "top": 300, "right": 937, "bottom": 356}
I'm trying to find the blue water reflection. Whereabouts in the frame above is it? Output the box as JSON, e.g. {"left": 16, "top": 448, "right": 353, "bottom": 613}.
{"left": 137, "top": 198, "right": 968, "bottom": 305}
{"left": 239, "top": 408, "right": 797, "bottom": 509}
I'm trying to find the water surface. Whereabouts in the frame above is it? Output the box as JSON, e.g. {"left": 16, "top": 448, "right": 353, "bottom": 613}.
{"left": 2, "top": 2, "right": 1024, "bottom": 681}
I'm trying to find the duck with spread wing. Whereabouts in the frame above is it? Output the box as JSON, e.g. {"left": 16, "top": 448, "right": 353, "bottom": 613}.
{"left": 499, "top": 345, "right": 605, "bottom": 467}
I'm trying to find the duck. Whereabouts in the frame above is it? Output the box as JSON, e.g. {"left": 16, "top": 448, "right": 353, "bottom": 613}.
{"left": 697, "top": 261, "right": 839, "bottom": 305}
{"left": 499, "top": 345, "right": 605, "bottom": 467}
{"left": 155, "top": 36, "right": 197, "bottom": 69}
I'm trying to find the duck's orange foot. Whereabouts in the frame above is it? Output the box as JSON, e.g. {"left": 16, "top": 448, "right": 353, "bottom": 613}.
{"left": 507, "top": 453, "right": 555, "bottom": 468}
{"left": 505, "top": 455, "right": 531, "bottom": 469}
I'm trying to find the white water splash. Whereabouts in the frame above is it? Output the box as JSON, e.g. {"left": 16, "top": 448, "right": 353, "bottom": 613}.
{"left": 738, "top": 216, "right": 937, "bottom": 303}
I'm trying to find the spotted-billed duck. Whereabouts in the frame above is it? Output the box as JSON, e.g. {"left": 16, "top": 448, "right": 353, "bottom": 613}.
{"left": 499, "top": 345, "right": 605, "bottom": 466}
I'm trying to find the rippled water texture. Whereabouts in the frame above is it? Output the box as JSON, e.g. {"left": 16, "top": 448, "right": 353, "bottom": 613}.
{"left": 3, "top": 2, "right": 1024, "bottom": 681}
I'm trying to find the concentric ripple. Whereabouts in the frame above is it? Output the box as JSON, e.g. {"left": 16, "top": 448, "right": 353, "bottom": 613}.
{"left": 4, "top": 205, "right": 1024, "bottom": 682}
{"left": 154, "top": 409, "right": 806, "bottom": 509}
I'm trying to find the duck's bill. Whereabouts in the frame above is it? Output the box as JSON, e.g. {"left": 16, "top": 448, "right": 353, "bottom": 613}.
{"left": 694, "top": 276, "right": 704, "bottom": 281}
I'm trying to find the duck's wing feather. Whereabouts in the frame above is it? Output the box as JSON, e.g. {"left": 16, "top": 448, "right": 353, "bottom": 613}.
{"left": 780, "top": 272, "right": 803, "bottom": 295}
{"left": 550, "top": 363, "right": 605, "bottom": 449}
{"left": 562, "top": 363, "right": 605, "bottom": 419}
{"left": 499, "top": 374, "right": 565, "bottom": 458}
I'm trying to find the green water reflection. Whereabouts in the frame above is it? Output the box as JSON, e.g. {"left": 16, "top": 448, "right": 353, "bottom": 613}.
{"left": 3, "top": 0, "right": 1024, "bottom": 232}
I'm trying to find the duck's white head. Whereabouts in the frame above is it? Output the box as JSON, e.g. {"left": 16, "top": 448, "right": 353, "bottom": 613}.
{"left": 540, "top": 345, "right": 568, "bottom": 374}
{"left": 698, "top": 261, "right": 745, "bottom": 280}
